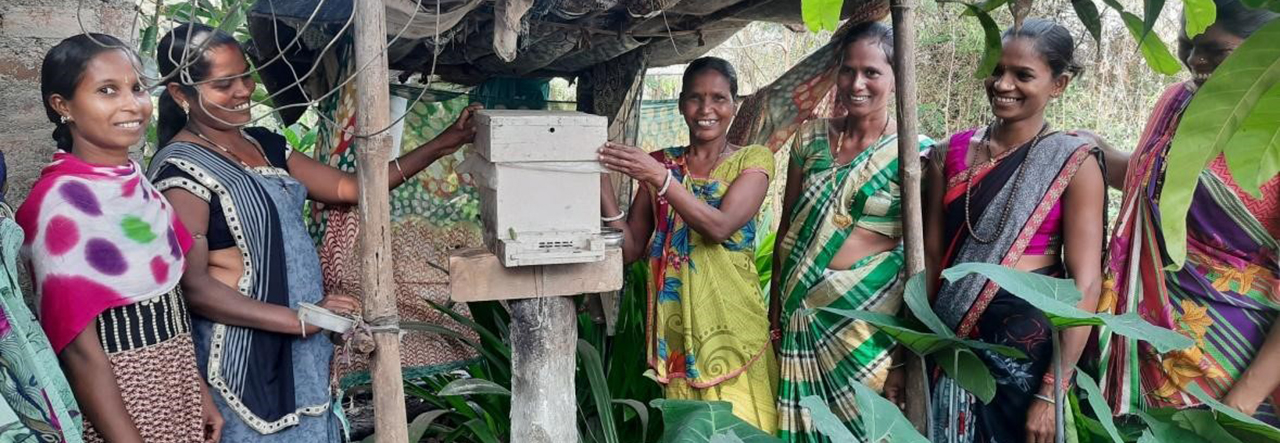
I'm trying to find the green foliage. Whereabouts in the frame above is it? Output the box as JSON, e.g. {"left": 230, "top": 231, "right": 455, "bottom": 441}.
{"left": 797, "top": 397, "right": 857, "bottom": 441}
{"left": 1075, "top": 370, "right": 1125, "bottom": 443}
{"left": 755, "top": 231, "right": 775, "bottom": 293}
{"left": 956, "top": 2, "right": 1004, "bottom": 79}
{"left": 801, "top": 0, "right": 845, "bottom": 32}
{"left": 942, "top": 263, "right": 1195, "bottom": 352}
{"left": 1224, "top": 85, "right": 1280, "bottom": 197}
{"left": 848, "top": 381, "right": 930, "bottom": 443}
{"left": 1072, "top": 0, "right": 1105, "bottom": 43}
{"left": 1181, "top": 0, "right": 1218, "bottom": 38}
{"left": 1242, "top": 0, "right": 1280, "bottom": 12}
{"left": 1160, "top": 20, "right": 1280, "bottom": 267}
{"left": 651, "top": 400, "right": 780, "bottom": 443}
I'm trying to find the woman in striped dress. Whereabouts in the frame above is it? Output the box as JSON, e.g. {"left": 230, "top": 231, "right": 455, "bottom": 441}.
{"left": 771, "top": 21, "right": 932, "bottom": 442}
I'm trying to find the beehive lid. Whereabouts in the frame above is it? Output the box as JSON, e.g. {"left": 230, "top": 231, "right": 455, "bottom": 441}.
{"left": 474, "top": 110, "right": 607, "bottom": 162}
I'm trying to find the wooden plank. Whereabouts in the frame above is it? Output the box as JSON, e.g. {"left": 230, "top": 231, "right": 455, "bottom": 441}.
{"left": 448, "top": 248, "right": 623, "bottom": 302}
{"left": 352, "top": 0, "right": 408, "bottom": 440}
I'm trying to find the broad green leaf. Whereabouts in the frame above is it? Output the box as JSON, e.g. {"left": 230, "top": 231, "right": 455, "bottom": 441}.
{"left": 408, "top": 410, "right": 455, "bottom": 443}
{"left": 1075, "top": 370, "right": 1125, "bottom": 443}
{"left": 904, "top": 272, "right": 955, "bottom": 337}
{"left": 1184, "top": 384, "right": 1280, "bottom": 440}
{"left": 461, "top": 417, "right": 502, "bottom": 443}
{"left": 1224, "top": 84, "right": 1280, "bottom": 197}
{"left": 801, "top": 0, "right": 844, "bottom": 32}
{"left": 1137, "top": 430, "right": 1159, "bottom": 443}
{"left": 963, "top": 3, "right": 1004, "bottom": 79}
{"left": 438, "top": 378, "right": 511, "bottom": 397}
{"left": 798, "top": 396, "right": 857, "bottom": 442}
{"left": 1241, "top": 0, "right": 1280, "bottom": 13}
{"left": 1135, "top": 410, "right": 1213, "bottom": 443}
{"left": 651, "top": 399, "right": 781, "bottom": 443}
{"left": 818, "top": 308, "right": 1026, "bottom": 358}
{"left": 1118, "top": 10, "right": 1183, "bottom": 75}
{"left": 849, "top": 380, "right": 931, "bottom": 443}
{"left": 140, "top": 24, "right": 159, "bottom": 57}
{"left": 942, "top": 264, "right": 1194, "bottom": 352}
{"left": 578, "top": 340, "right": 620, "bottom": 443}
{"left": 1172, "top": 410, "right": 1244, "bottom": 443}
{"left": 1095, "top": 312, "right": 1194, "bottom": 353}
{"left": 1182, "top": 0, "right": 1218, "bottom": 38}
{"left": 1072, "top": 0, "right": 1104, "bottom": 44}
{"left": 709, "top": 432, "right": 746, "bottom": 443}
{"left": 1161, "top": 20, "right": 1280, "bottom": 267}
{"left": 1142, "top": 0, "right": 1167, "bottom": 41}
{"left": 936, "top": 347, "right": 997, "bottom": 403}
{"left": 943, "top": 263, "right": 1084, "bottom": 309}
{"left": 961, "top": 0, "right": 1012, "bottom": 15}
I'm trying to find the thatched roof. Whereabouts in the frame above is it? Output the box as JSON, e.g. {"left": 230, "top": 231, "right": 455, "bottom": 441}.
{"left": 246, "top": 0, "right": 880, "bottom": 123}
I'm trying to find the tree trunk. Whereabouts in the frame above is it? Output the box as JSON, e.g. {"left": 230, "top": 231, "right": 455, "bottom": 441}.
{"left": 890, "top": 0, "right": 931, "bottom": 434}
{"left": 352, "top": 0, "right": 408, "bottom": 440}
{"left": 509, "top": 297, "right": 578, "bottom": 442}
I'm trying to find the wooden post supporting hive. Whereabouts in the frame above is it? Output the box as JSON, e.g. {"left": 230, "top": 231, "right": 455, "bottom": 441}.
{"left": 891, "top": 0, "right": 931, "bottom": 434}
{"left": 450, "top": 248, "right": 623, "bottom": 441}
{"left": 352, "top": 0, "right": 408, "bottom": 440}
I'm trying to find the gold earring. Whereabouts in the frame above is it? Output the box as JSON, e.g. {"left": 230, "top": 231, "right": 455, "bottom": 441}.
{"left": 59, "top": 115, "right": 69, "bottom": 124}
{"left": 181, "top": 102, "right": 190, "bottom": 114}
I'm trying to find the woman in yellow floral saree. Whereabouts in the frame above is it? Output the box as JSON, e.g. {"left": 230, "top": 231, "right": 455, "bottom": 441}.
{"left": 599, "top": 57, "right": 778, "bottom": 431}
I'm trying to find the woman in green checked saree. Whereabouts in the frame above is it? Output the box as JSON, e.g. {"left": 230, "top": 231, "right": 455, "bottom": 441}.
{"left": 771, "top": 22, "right": 933, "bottom": 441}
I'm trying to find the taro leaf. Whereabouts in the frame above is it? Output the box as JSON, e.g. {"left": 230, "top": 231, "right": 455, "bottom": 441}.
{"left": 802, "top": 0, "right": 845, "bottom": 32}
{"left": 1173, "top": 410, "right": 1244, "bottom": 443}
{"left": 942, "top": 264, "right": 1194, "bottom": 352}
{"left": 1094, "top": 312, "right": 1193, "bottom": 353}
{"left": 1142, "top": 0, "right": 1167, "bottom": 41}
{"left": 1161, "top": 20, "right": 1280, "bottom": 267}
{"left": 849, "top": 380, "right": 931, "bottom": 442}
{"left": 1224, "top": 84, "right": 1280, "bottom": 197}
{"left": 1075, "top": 370, "right": 1125, "bottom": 443}
{"left": 438, "top": 378, "right": 512, "bottom": 397}
{"left": 1072, "top": 0, "right": 1104, "bottom": 44}
{"left": 651, "top": 399, "right": 781, "bottom": 443}
{"left": 408, "top": 410, "right": 454, "bottom": 443}
{"left": 936, "top": 347, "right": 997, "bottom": 404}
{"left": 709, "top": 432, "right": 746, "bottom": 443}
{"left": 904, "top": 272, "right": 954, "bottom": 337}
{"left": 818, "top": 308, "right": 1026, "bottom": 358}
{"left": 578, "top": 340, "right": 620, "bottom": 443}
{"left": 1135, "top": 410, "right": 1212, "bottom": 443}
{"left": 1137, "top": 430, "right": 1159, "bottom": 443}
{"left": 1118, "top": 10, "right": 1183, "bottom": 75}
{"left": 1241, "top": 0, "right": 1280, "bottom": 12}
{"left": 798, "top": 396, "right": 857, "bottom": 442}
{"left": 963, "top": 3, "right": 1005, "bottom": 79}
{"left": 1182, "top": 0, "right": 1218, "bottom": 38}
{"left": 1184, "top": 384, "right": 1280, "bottom": 440}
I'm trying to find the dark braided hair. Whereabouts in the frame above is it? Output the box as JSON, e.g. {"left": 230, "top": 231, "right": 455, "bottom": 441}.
{"left": 40, "top": 33, "right": 135, "bottom": 151}
{"left": 156, "top": 23, "right": 242, "bottom": 146}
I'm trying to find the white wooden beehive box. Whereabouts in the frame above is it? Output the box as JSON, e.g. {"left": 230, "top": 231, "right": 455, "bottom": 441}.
{"left": 472, "top": 110, "right": 607, "bottom": 267}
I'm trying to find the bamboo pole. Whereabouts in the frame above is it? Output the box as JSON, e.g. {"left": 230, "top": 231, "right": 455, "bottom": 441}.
{"left": 352, "top": 0, "right": 409, "bottom": 440}
{"left": 890, "top": 0, "right": 931, "bottom": 434}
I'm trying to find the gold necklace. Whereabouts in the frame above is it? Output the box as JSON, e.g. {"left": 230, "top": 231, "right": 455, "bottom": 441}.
{"left": 190, "top": 129, "right": 270, "bottom": 170}
{"left": 829, "top": 116, "right": 892, "bottom": 228}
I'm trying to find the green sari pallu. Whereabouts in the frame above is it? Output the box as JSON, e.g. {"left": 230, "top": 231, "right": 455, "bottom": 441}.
{"left": 776, "top": 119, "right": 932, "bottom": 442}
